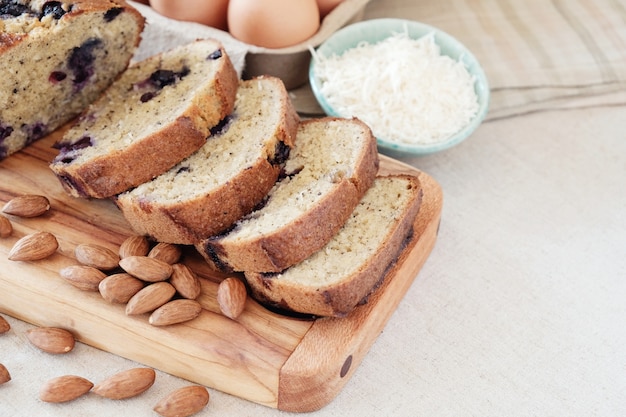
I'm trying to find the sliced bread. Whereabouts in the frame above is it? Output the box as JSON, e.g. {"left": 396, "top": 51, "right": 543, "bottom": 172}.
{"left": 49, "top": 38, "right": 239, "bottom": 198}
{"left": 196, "top": 117, "right": 379, "bottom": 273}
{"left": 0, "top": 0, "right": 144, "bottom": 160}
{"left": 114, "top": 76, "right": 300, "bottom": 244}
{"left": 244, "top": 174, "right": 423, "bottom": 317}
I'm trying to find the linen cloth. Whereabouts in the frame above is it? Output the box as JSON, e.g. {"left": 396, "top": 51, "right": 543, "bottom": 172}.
{"left": 363, "top": 0, "right": 626, "bottom": 120}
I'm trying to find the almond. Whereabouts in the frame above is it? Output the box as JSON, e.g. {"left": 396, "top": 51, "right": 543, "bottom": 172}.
{"left": 149, "top": 299, "right": 202, "bottom": 326}
{"left": 126, "top": 282, "right": 176, "bottom": 315}
{"left": 2, "top": 194, "right": 50, "bottom": 217}
{"left": 0, "top": 314, "right": 10, "bottom": 334}
{"left": 92, "top": 367, "right": 155, "bottom": 400}
{"left": 169, "top": 263, "right": 201, "bottom": 300}
{"left": 75, "top": 243, "right": 120, "bottom": 270}
{"left": 119, "top": 236, "right": 150, "bottom": 258}
{"left": 8, "top": 231, "right": 58, "bottom": 261}
{"left": 154, "top": 385, "right": 210, "bottom": 417}
{"left": 0, "top": 363, "right": 10, "bottom": 385}
{"left": 99, "top": 273, "right": 145, "bottom": 304}
{"left": 39, "top": 375, "right": 93, "bottom": 403}
{"left": 26, "top": 327, "right": 75, "bottom": 354}
{"left": 0, "top": 215, "right": 12, "bottom": 238}
{"left": 148, "top": 242, "right": 182, "bottom": 264}
{"left": 119, "top": 256, "right": 173, "bottom": 283}
{"left": 217, "top": 277, "right": 247, "bottom": 320}
{"left": 59, "top": 265, "right": 107, "bottom": 292}
{"left": 119, "top": 235, "right": 151, "bottom": 258}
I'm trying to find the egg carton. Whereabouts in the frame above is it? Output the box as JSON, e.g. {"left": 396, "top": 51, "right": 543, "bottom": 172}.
{"left": 130, "top": 0, "right": 372, "bottom": 89}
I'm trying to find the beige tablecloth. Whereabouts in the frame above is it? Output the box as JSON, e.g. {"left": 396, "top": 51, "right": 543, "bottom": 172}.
{"left": 1, "top": 0, "right": 625, "bottom": 416}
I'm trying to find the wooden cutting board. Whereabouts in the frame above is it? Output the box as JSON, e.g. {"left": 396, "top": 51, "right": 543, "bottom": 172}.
{"left": 0, "top": 128, "right": 442, "bottom": 412}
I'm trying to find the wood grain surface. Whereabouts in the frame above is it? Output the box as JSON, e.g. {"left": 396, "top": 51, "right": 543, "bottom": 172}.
{"left": 0, "top": 127, "right": 442, "bottom": 412}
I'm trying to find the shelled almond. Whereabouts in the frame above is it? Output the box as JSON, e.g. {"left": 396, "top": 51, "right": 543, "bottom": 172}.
{"left": 217, "top": 277, "right": 247, "bottom": 320}
{"left": 0, "top": 314, "right": 10, "bottom": 334}
{"left": 0, "top": 363, "right": 10, "bottom": 385}
{"left": 75, "top": 243, "right": 120, "bottom": 271}
{"left": 59, "top": 265, "right": 107, "bottom": 292}
{"left": 2, "top": 194, "right": 50, "bottom": 217}
{"left": 92, "top": 367, "right": 155, "bottom": 400}
{"left": 8, "top": 231, "right": 58, "bottom": 261}
{"left": 119, "top": 256, "right": 173, "bottom": 283}
{"left": 119, "top": 235, "right": 151, "bottom": 258}
{"left": 39, "top": 375, "right": 93, "bottom": 403}
{"left": 148, "top": 242, "right": 182, "bottom": 264}
{"left": 169, "top": 263, "right": 201, "bottom": 300}
{"left": 25, "top": 327, "right": 75, "bottom": 354}
{"left": 149, "top": 299, "right": 203, "bottom": 326}
{"left": 126, "top": 282, "right": 176, "bottom": 315}
{"left": 154, "top": 385, "right": 210, "bottom": 417}
{"left": 99, "top": 273, "right": 145, "bottom": 304}
{"left": 0, "top": 215, "right": 12, "bottom": 238}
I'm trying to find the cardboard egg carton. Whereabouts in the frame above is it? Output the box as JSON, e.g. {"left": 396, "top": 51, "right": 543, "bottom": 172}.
{"left": 130, "top": 0, "right": 372, "bottom": 89}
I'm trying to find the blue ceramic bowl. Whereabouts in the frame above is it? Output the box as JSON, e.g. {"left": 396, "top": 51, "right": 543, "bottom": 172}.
{"left": 309, "top": 18, "right": 490, "bottom": 157}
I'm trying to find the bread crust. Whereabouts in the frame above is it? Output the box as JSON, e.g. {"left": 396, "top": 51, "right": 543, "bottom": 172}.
{"left": 200, "top": 117, "right": 380, "bottom": 273}
{"left": 244, "top": 174, "right": 423, "bottom": 317}
{"left": 115, "top": 76, "right": 300, "bottom": 244}
{"left": 119, "top": 159, "right": 280, "bottom": 244}
{"left": 49, "top": 40, "right": 239, "bottom": 198}
{"left": 57, "top": 116, "right": 208, "bottom": 199}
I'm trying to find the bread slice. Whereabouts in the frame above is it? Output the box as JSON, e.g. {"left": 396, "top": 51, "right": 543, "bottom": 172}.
{"left": 114, "top": 76, "right": 300, "bottom": 244}
{"left": 0, "top": 0, "right": 144, "bottom": 160}
{"left": 244, "top": 174, "right": 423, "bottom": 317}
{"left": 196, "top": 117, "right": 379, "bottom": 273}
{"left": 49, "top": 38, "right": 239, "bottom": 198}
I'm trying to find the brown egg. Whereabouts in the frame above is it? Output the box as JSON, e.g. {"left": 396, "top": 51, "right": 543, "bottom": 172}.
{"left": 227, "top": 0, "right": 320, "bottom": 49}
{"left": 149, "top": 0, "right": 229, "bottom": 31}
{"left": 316, "top": 0, "right": 344, "bottom": 18}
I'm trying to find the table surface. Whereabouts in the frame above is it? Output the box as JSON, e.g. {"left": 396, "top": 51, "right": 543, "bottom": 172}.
{"left": 2, "top": 0, "right": 625, "bottom": 416}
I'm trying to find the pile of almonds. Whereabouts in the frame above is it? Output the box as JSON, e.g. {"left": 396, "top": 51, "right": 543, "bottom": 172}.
{"left": 2, "top": 193, "right": 248, "bottom": 324}
{"left": 1, "top": 193, "right": 251, "bottom": 415}
{"left": 61, "top": 239, "right": 207, "bottom": 326}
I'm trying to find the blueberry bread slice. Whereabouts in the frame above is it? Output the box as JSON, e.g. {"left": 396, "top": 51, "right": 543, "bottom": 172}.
{"left": 197, "top": 117, "right": 379, "bottom": 273}
{"left": 114, "top": 76, "right": 299, "bottom": 244}
{"left": 245, "top": 174, "right": 423, "bottom": 317}
{"left": 50, "top": 38, "right": 239, "bottom": 198}
{"left": 0, "top": 0, "right": 145, "bottom": 160}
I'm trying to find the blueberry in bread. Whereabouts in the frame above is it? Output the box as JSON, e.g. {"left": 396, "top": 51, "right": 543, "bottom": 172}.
{"left": 244, "top": 174, "right": 423, "bottom": 317}
{"left": 114, "top": 76, "right": 300, "bottom": 245}
{"left": 197, "top": 117, "right": 379, "bottom": 273}
{"left": 0, "top": 0, "right": 145, "bottom": 160}
{"left": 49, "top": 38, "right": 239, "bottom": 199}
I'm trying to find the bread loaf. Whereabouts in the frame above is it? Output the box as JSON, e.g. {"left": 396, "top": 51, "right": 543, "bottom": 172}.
{"left": 0, "top": 0, "right": 144, "bottom": 160}
{"left": 114, "top": 76, "right": 300, "bottom": 244}
{"left": 196, "top": 117, "right": 379, "bottom": 273}
{"left": 244, "top": 174, "right": 423, "bottom": 317}
{"left": 49, "top": 38, "right": 239, "bottom": 198}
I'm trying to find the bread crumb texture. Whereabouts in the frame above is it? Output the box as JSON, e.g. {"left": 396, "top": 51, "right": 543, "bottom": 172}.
{"left": 1, "top": 0, "right": 144, "bottom": 159}
{"left": 275, "top": 176, "right": 417, "bottom": 285}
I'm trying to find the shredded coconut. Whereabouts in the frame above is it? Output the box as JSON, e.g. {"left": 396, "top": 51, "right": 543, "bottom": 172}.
{"left": 311, "top": 31, "right": 480, "bottom": 146}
